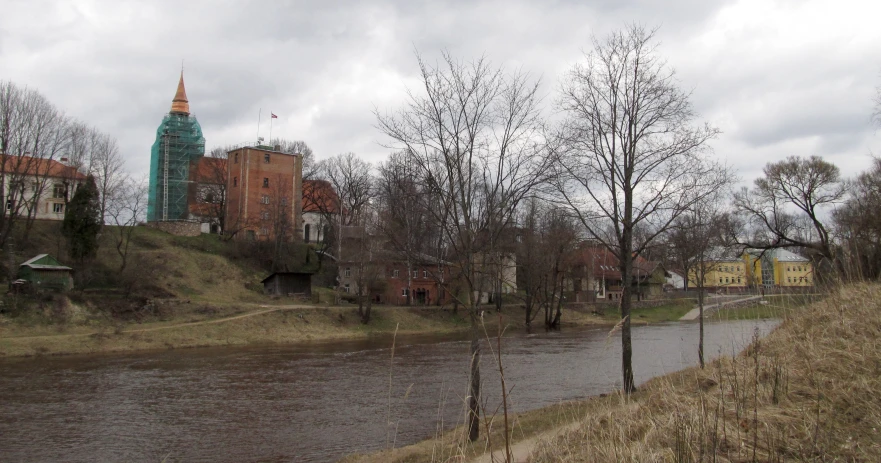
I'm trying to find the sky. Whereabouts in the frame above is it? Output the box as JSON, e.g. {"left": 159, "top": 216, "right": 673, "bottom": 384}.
{"left": 1, "top": 0, "right": 880, "bottom": 185}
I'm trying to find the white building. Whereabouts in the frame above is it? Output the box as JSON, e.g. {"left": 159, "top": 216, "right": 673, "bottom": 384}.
{"left": 2, "top": 156, "right": 86, "bottom": 221}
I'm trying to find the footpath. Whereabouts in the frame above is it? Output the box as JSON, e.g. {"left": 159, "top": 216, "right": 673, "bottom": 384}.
{"left": 678, "top": 295, "right": 762, "bottom": 321}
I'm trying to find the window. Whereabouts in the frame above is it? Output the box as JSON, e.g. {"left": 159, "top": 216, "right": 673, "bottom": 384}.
{"left": 393, "top": 269, "right": 399, "bottom": 278}
{"left": 259, "top": 227, "right": 268, "bottom": 235}
{"left": 344, "top": 284, "right": 350, "bottom": 293}
{"left": 246, "top": 230, "right": 256, "bottom": 240}
{"left": 413, "top": 269, "right": 419, "bottom": 278}
{"left": 261, "top": 211, "right": 270, "bottom": 220}
{"left": 345, "top": 267, "right": 351, "bottom": 277}
{"left": 281, "top": 197, "right": 287, "bottom": 206}
{"left": 264, "top": 153, "right": 270, "bottom": 163}
{"left": 719, "top": 277, "right": 723, "bottom": 284}
{"left": 725, "top": 277, "right": 729, "bottom": 283}
{"left": 304, "top": 224, "right": 311, "bottom": 242}
{"left": 234, "top": 153, "right": 239, "bottom": 164}
{"left": 51, "top": 184, "right": 65, "bottom": 199}
{"left": 233, "top": 177, "right": 238, "bottom": 187}
{"left": 205, "top": 192, "right": 215, "bottom": 203}
{"left": 423, "top": 270, "right": 428, "bottom": 278}
{"left": 401, "top": 288, "right": 407, "bottom": 296}
{"left": 737, "top": 277, "right": 742, "bottom": 283}
{"left": 788, "top": 277, "right": 792, "bottom": 283}
{"left": 53, "top": 203, "right": 64, "bottom": 214}
{"left": 5, "top": 199, "right": 12, "bottom": 210}
{"left": 263, "top": 178, "right": 269, "bottom": 188}
{"left": 261, "top": 195, "right": 270, "bottom": 204}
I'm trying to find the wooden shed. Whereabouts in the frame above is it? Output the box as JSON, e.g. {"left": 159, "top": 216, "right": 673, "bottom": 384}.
{"left": 17, "top": 254, "right": 74, "bottom": 291}
{"left": 261, "top": 272, "right": 312, "bottom": 296}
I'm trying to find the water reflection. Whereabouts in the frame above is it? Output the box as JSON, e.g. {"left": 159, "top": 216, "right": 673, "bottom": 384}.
{"left": 0, "top": 318, "right": 776, "bottom": 462}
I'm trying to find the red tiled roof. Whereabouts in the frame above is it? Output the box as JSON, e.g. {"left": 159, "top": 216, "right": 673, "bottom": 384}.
{"left": 191, "top": 157, "right": 226, "bottom": 184}
{"left": 1, "top": 155, "right": 86, "bottom": 180}
{"left": 303, "top": 179, "right": 340, "bottom": 213}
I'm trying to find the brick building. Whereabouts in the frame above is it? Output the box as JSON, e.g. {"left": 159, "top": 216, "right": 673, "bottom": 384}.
{"left": 226, "top": 145, "right": 304, "bottom": 241}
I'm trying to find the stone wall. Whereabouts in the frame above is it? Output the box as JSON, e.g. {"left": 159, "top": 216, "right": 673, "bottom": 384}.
{"left": 145, "top": 221, "right": 201, "bottom": 237}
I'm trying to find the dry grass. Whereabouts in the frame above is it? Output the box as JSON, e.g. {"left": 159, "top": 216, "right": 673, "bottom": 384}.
{"left": 528, "top": 283, "right": 881, "bottom": 462}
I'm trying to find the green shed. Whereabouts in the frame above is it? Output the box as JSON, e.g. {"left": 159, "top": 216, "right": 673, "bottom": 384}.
{"left": 16, "top": 254, "right": 74, "bottom": 291}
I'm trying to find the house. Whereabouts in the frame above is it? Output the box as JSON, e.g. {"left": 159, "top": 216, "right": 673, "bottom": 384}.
{"left": 1, "top": 155, "right": 87, "bottom": 221}
{"left": 262, "top": 272, "right": 312, "bottom": 296}
{"left": 16, "top": 254, "right": 74, "bottom": 291}
{"left": 569, "top": 245, "right": 665, "bottom": 302}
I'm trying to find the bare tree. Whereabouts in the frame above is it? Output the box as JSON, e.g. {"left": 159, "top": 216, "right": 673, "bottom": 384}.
{"left": 376, "top": 51, "right": 550, "bottom": 441}
{"left": 270, "top": 138, "right": 317, "bottom": 180}
{"left": 90, "top": 131, "right": 125, "bottom": 223}
{"left": 0, "top": 80, "right": 73, "bottom": 247}
{"left": 733, "top": 155, "right": 845, "bottom": 281}
{"left": 376, "top": 151, "right": 432, "bottom": 305}
{"left": 105, "top": 175, "right": 148, "bottom": 271}
{"left": 258, "top": 174, "right": 298, "bottom": 271}
{"left": 834, "top": 157, "right": 881, "bottom": 279}
{"left": 553, "top": 25, "right": 725, "bottom": 394}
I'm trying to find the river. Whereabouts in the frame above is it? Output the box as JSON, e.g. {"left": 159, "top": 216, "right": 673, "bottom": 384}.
{"left": 0, "top": 318, "right": 777, "bottom": 462}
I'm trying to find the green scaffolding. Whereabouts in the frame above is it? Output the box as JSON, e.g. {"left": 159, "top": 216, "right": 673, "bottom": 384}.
{"left": 147, "top": 113, "right": 205, "bottom": 222}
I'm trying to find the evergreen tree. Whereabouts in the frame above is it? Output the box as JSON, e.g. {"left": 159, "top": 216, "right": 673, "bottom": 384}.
{"left": 63, "top": 175, "right": 102, "bottom": 262}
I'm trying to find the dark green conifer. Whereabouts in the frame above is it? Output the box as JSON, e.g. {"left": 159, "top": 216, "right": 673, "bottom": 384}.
{"left": 62, "top": 175, "right": 102, "bottom": 262}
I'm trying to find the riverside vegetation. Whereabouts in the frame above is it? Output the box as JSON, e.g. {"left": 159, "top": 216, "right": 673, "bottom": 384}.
{"left": 0, "top": 223, "right": 623, "bottom": 358}
{"left": 344, "top": 284, "right": 876, "bottom": 462}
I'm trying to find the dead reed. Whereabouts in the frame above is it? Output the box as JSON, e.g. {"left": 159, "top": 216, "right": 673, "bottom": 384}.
{"left": 529, "top": 283, "right": 881, "bottom": 462}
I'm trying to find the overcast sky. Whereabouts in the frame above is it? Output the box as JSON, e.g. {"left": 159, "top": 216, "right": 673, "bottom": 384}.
{"left": 2, "top": 0, "right": 879, "bottom": 185}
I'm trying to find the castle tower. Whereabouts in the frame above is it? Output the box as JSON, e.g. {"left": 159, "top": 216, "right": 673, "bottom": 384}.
{"left": 147, "top": 72, "right": 205, "bottom": 222}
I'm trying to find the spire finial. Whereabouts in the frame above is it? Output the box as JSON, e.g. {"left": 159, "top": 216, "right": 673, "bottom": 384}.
{"left": 170, "top": 70, "right": 190, "bottom": 115}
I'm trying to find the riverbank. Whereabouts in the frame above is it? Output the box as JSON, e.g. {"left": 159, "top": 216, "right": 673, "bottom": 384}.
{"left": 344, "top": 283, "right": 877, "bottom": 462}
{"left": 0, "top": 301, "right": 611, "bottom": 358}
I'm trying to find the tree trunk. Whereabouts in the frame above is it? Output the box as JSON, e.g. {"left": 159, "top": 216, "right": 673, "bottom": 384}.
{"left": 467, "top": 308, "right": 481, "bottom": 442}
{"left": 698, "top": 283, "right": 705, "bottom": 369}
{"left": 620, "top": 236, "right": 635, "bottom": 394}
{"left": 362, "top": 297, "right": 372, "bottom": 324}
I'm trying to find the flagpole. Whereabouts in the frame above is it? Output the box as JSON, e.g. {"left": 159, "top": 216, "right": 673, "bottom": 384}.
{"left": 269, "top": 110, "right": 273, "bottom": 146}
{"left": 256, "top": 108, "right": 262, "bottom": 143}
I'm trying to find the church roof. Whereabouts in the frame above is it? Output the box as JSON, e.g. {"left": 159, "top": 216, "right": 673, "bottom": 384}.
{"left": 170, "top": 71, "right": 190, "bottom": 115}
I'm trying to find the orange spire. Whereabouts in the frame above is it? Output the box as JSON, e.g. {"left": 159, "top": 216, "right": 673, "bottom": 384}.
{"left": 170, "top": 71, "right": 190, "bottom": 115}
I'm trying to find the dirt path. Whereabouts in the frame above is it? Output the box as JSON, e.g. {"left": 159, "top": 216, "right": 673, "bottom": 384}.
{"left": 471, "top": 421, "right": 581, "bottom": 463}
{"left": 0, "top": 304, "right": 316, "bottom": 341}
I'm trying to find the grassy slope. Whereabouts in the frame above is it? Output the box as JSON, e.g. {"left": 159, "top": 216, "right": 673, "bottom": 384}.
{"left": 347, "top": 283, "right": 879, "bottom": 463}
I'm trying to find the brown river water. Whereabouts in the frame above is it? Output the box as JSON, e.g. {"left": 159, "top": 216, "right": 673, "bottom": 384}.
{"left": 0, "top": 318, "right": 777, "bottom": 462}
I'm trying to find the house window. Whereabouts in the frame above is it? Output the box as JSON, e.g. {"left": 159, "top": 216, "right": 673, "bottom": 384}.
{"left": 53, "top": 203, "right": 64, "bottom": 214}
{"left": 344, "top": 284, "right": 350, "bottom": 293}
{"left": 719, "top": 277, "right": 722, "bottom": 284}
{"left": 261, "top": 195, "right": 270, "bottom": 204}
{"left": 738, "top": 277, "right": 742, "bottom": 283}
{"left": 423, "top": 270, "right": 428, "bottom": 278}
{"left": 5, "top": 199, "right": 12, "bottom": 210}
{"left": 260, "top": 227, "right": 268, "bottom": 235}
{"left": 234, "top": 153, "right": 239, "bottom": 164}
{"left": 233, "top": 177, "right": 238, "bottom": 187}
{"left": 263, "top": 178, "right": 269, "bottom": 188}
{"left": 51, "top": 184, "right": 65, "bottom": 199}
{"left": 264, "top": 153, "right": 270, "bottom": 163}
{"left": 261, "top": 211, "right": 270, "bottom": 220}
{"left": 393, "top": 269, "right": 399, "bottom": 278}
{"left": 401, "top": 288, "right": 407, "bottom": 296}
{"left": 345, "top": 267, "right": 351, "bottom": 277}
{"left": 204, "top": 192, "right": 215, "bottom": 203}
{"left": 304, "top": 224, "right": 311, "bottom": 242}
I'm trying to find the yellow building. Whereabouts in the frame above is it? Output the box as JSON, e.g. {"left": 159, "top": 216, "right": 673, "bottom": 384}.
{"left": 689, "top": 248, "right": 814, "bottom": 292}
{"left": 746, "top": 249, "right": 813, "bottom": 288}
{"left": 687, "top": 249, "right": 748, "bottom": 291}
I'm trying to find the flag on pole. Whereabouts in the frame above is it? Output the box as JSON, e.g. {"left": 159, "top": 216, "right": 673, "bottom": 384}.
{"left": 271, "top": 113, "right": 278, "bottom": 119}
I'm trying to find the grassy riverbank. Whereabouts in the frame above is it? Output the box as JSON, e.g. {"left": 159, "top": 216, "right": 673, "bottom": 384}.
{"left": 345, "top": 283, "right": 877, "bottom": 463}
{"left": 0, "top": 300, "right": 607, "bottom": 357}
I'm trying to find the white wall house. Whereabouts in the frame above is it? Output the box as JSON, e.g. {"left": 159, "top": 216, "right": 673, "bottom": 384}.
{"left": 2, "top": 156, "right": 86, "bottom": 221}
